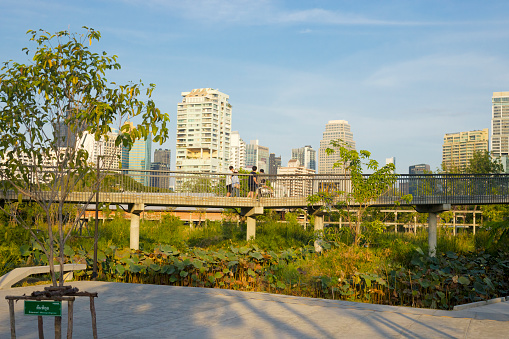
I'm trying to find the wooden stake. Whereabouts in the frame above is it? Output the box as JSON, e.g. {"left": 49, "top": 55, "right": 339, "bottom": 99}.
{"left": 38, "top": 316, "right": 44, "bottom": 339}
{"left": 90, "top": 296, "right": 98, "bottom": 339}
{"left": 55, "top": 316, "right": 62, "bottom": 339}
{"left": 67, "top": 300, "right": 74, "bottom": 339}
{"left": 8, "top": 299, "right": 15, "bottom": 339}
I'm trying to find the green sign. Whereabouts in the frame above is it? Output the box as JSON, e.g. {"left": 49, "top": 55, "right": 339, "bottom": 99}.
{"left": 24, "top": 300, "right": 62, "bottom": 316}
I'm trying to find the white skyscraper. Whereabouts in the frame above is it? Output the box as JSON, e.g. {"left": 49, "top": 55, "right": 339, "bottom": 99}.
{"left": 491, "top": 92, "right": 509, "bottom": 172}
{"left": 292, "top": 145, "right": 316, "bottom": 171}
{"left": 176, "top": 88, "right": 232, "bottom": 173}
{"left": 318, "top": 120, "right": 356, "bottom": 174}
{"left": 229, "top": 131, "right": 245, "bottom": 170}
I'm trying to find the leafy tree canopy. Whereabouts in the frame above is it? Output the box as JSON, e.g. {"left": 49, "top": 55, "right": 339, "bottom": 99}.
{"left": 0, "top": 27, "right": 170, "bottom": 286}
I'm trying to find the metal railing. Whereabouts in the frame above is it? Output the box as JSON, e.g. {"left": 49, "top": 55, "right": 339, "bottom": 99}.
{"left": 2, "top": 168, "right": 509, "bottom": 207}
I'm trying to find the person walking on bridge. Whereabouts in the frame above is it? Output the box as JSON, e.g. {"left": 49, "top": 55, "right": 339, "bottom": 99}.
{"left": 232, "top": 170, "right": 240, "bottom": 197}
{"left": 226, "top": 166, "right": 234, "bottom": 197}
{"left": 247, "top": 166, "right": 258, "bottom": 198}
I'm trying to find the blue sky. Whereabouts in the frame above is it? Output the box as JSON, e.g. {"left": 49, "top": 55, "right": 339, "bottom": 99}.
{"left": 2, "top": 0, "right": 509, "bottom": 173}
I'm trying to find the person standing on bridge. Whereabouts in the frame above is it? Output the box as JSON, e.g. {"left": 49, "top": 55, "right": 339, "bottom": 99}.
{"left": 226, "top": 165, "right": 234, "bottom": 197}
{"left": 232, "top": 170, "right": 240, "bottom": 197}
{"left": 247, "top": 166, "right": 258, "bottom": 198}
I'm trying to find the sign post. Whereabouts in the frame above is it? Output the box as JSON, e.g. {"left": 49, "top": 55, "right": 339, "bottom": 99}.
{"left": 24, "top": 300, "right": 62, "bottom": 316}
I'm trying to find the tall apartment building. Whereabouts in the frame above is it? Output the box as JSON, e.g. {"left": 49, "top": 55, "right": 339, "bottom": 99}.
{"left": 245, "top": 140, "right": 269, "bottom": 172}
{"left": 292, "top": 145, "right": 316, "bottom": 171}
{"left": 269, "top": 153, "right": 281, "bottom": 176}
{"left": 78, "top": 130, "right": 122, "bottom": 169}
{"left": 318, "top": 120, "right": 356, "bottom": 174}
{"left": 122, "top": 122, "right": 152, "bottom": 185}
{"left": 277, "top": 159, "right": 316, "bottom": 197}
{"left": 491, "top": 91, "right": 509, "bottom": 172}
{"left": 442, "top": 129, "right": 489, "bottom": 170}
{"left": 176, "top": 88, "right": 232, "bottom": 173}
{"left": 229, "top": 131, "right": 245, "bottom": 170}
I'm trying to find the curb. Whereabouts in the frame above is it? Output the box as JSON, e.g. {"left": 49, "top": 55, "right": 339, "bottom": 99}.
{"left": 453, "top": 296, "right": 508, "bottom": 311}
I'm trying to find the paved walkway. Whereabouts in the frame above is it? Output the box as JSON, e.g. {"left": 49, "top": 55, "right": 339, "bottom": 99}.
{"left": 1, "top": 281, "right": 508, "bottom": 338}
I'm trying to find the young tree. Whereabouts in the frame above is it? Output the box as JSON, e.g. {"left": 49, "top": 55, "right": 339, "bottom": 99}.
{"left": 0, "top": 27, "right": 169, "bottom": 286}
{"left": 309, "top": 140, "right": 410, "bottom": 245}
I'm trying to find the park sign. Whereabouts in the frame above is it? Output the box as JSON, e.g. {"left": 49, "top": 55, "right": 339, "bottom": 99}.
{"left": 24, "top": 300, "right": 62, "bottom": 316}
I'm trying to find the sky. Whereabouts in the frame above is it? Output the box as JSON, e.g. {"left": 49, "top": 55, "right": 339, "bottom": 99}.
{"left": 1, "top": 0, "right": 509, "bottom": 173}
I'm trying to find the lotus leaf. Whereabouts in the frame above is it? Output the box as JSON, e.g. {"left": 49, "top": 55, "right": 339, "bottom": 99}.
{"left": 161, "top": 265, "right": 175, "bottom": 274}
{"left": 128, "top": 263, "right": 142, "bottom": 273}
{"left": 239, "top": 246, "right": 250, "bottom": 254}
{"left": 227, "top": 260, "right": 239, "bottom": 267}
{"left": 276, "top": 281, "right": 286, "bottom": 289}
{"left": 192, "top": 260, "right": 203, "bottom": 269}
{"left": 149, "top": 263, "right": 161, "bottom": 272}
{"left": 97, "top": 250, "right": 106, "bottom": 262}
{"left": 473, "top": 281, "right": 486, "bottom": 294}
{"left": 249, "top": 252, "right": 263, "bottom": 260}
{"left": 458, "top": 276, "right": 470, "bottom": 285}
{"left": 180, "top": 270, "right": 188, "bottom": 278}
{"left": 116, "top": 264, "right": 125, "bottom": 275}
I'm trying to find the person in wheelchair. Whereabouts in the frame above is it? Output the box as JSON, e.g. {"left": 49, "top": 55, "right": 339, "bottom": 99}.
{"left": 258, "top": 169, "right": 273, "bottom": 197}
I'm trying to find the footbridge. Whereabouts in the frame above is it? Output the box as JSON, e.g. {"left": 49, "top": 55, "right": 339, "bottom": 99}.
{"left": 2, "top": 170, "right": 508, "bottom": 256}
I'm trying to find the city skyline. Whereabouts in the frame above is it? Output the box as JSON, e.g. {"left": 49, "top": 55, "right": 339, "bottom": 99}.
{"left": 2, "top": 1, "right": 509, "bottom": 172}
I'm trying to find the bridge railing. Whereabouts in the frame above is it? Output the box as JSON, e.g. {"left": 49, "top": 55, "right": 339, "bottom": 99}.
{"left": 3, "top": 167, "right": 509, "bottom": 206}
{"left": 93, "top": 170, "right": 509, "bottom": 206}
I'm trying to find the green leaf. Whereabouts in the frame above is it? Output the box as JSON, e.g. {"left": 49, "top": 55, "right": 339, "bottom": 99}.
{"left": 276, "top": 281, "right": 286, "bottom": 289}
{"left": 458, "top": 276, "right": 470, "bottom": 286}
{"left": 249, "top": 252, "right": 263, "bottom": 260}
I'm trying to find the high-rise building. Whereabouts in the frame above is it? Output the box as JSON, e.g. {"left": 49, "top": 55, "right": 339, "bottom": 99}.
{"left": 409, "top": 164, "right": 430, "bottom": 174}
{"left": 245, "top": 140, "right": 269, "bottom": 172}
{"left": 442, "top": 129, "right": 489, "bottom": 170}
{"left": 269, "top": 153, "right": 281, "bottom": 176}
{"left": 491, "top": 91, "right": 509, "bottom": 172}
{"left": 150, "top": 162, "right": 170, "bottom": 189}
{"left": 229, "top": 131, "right": 245, "bottom": 170}
{"left": 318, "top": 120, "right": 356, "bottom": 174}
{"left": 292, "top": 145, "right": 316, "bottom": 171}
{"left": 154, "top": 149, "right": 171, "bottom": 168}
{"left": 151, "top": 149, "right": 171, "bottom": 189}
{"left": 122, "top": 122, "right": 152, "bottom": 185}
{"left": 277, "top": 159, "right": 316, "bottom": 197}
{"left": 176, "top": 88, "right": 232, "bottom": 173}
{"left": 78, "top": 130, "right": 122, "bottom": 169}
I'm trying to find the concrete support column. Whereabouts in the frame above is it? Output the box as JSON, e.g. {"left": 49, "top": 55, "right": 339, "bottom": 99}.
{"left": 129, "top": 204, "right": 144, "bottom": 250}
{"left": 241, "top": 206, "right": 264, "bottom": 241}
{"left": 428, "top": 212, "right": 438, "bottom": 257}
{"left": 394, "top": 212, "right": 398, "bottom": 233}
{"left": 415, "top": 204, "right": 450, "bottom": 258}
{"left": 453, "top": 212, "right": 456, "bottom": 236}
{"left": 473, "top": 213, "right": 476, "bottom": 235}
{"left": 130, "top": 212, "right": 140, "bottom": 250}
{"left": 246, "top": 216, "right": 256, "bottom": 240}
{"left": 314, "top": 214, "right": 324, "bottom": 253}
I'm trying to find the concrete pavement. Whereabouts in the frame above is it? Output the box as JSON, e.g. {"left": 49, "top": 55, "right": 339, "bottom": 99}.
{"left": 1, "top": 281, "right": 508, "bottom": 338}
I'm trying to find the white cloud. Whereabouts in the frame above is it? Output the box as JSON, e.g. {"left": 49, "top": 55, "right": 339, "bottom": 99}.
{"left": 364, "top": 53, "right": 506, "bottom": 89}
{"left": 117, "top": 0, "right": 435, "bottom": 27}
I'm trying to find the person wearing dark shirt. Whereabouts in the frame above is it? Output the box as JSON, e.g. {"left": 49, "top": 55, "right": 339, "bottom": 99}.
{"left": 247, "top": 166, "right": 258, "bottom": 198}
